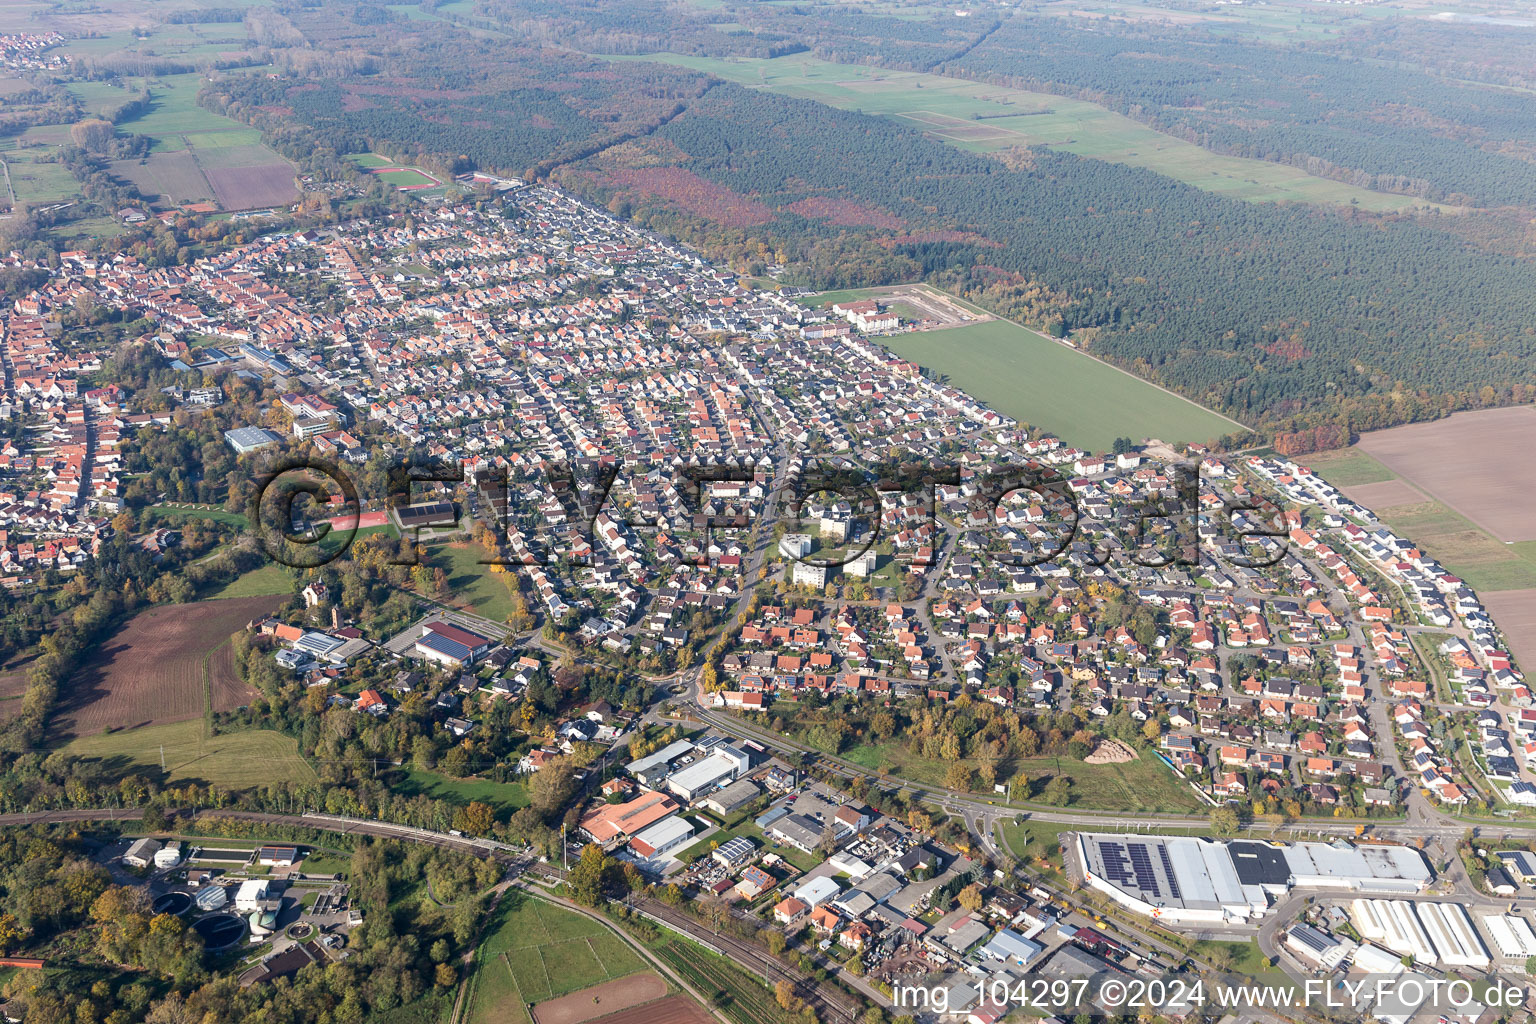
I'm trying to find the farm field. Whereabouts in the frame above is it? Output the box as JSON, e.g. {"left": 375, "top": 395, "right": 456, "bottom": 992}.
{"left": 880, "top": 316, "right": 1241, "bottom": 451}
{"left": 106, "top": 72, "right": 242, "bottom": 138}
{"left": 1303, "top": 410, "right": 1536, "bottom": 600}
{"left": 0, "top": 671, "right": 27, "bottom": 723}
{"left": 110, "top": 152, "right": 214, "bottom": 205}
{"left": 207, "top": 635, "right": 260, "bottom": 713}
{"left": 51, "top": 594, "right": 282, "bottom": 739}
{"left": 646, "top": 935, "right": 799, "bottom": 1024}
{"left": 1373, "top": 498, "right": 1536, "bottom": 593}
{"left": 532, "top": 975, "right": 667, "bottom": 1024}
{"left": 59, "top": 71, "right": 295, "bottom": 210}
{"left": 1482, "top": 591, "right": 1536, "bottom": 673}
{"left": 201, "top": 158, "right": 298, "bottom": 209}
{"left": 61, "top": 719, "right": 316, "bottom": 789}
{"left": 568, "top": 996, "right": 709, "bottom": 1024}
{"left": 467, "top": 892, "right": 650, "bottom": 1024}
{"left": 1353, "top": 407, "right": 1536, "bottom": 543}
{"left": 603, "top": 52, "right": 1444, "bottom": 212}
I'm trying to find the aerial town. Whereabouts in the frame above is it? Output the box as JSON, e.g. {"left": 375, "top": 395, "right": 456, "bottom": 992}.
{"left": 3, "top": 183, "right": 1535, "bottom": 1024}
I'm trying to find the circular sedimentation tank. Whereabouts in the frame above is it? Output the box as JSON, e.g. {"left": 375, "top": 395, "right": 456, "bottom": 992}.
{"left": 192, "top": 913, "right": 246, "bottom": 950}
{"left": 152, "top": 891, "right": 193, "bottom": 916}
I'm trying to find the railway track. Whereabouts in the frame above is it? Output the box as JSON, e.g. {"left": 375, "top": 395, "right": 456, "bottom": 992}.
{"left": 0, "top": 807, "right": 866, "bottom": 1024}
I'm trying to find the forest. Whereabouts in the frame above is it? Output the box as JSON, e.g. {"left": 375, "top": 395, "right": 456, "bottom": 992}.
{"left": 566, "top": 84, "right": 1536, "bottom": 436}
{"left": 944, "top": 15, "right": 1536, "bottom": 208}
{"left": 423, "top": 0, "right": 1536, "bottom": 207}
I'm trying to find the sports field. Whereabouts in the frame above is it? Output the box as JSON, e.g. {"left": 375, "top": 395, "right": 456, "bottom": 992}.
{"left": 603, "top": 52, "right": 1443, "bottom": 212}
{"left": 377, "top": 167, "right": 438, "bottom": 187}
{"left": 468, "top": 892, "right": 651, "bottom": 1024}
{"left": 61, "top": 719, "right": 317, "bottom": 789}
{"left": 881, "top": 317, "right": 1240, "bottom": 450}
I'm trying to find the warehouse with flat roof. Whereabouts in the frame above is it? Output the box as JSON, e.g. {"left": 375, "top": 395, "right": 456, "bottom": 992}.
{"left": 666, "top": 747, "right": 751, "bottom": 802}
{"left": 1482, "top": 914, "right": 1536, "bottom": 959}
{"left": 1075, "top": 833, "right": 1431, "bottom": 926}
{"left": 627, "top": 816, "right": 695, "bottom": 861}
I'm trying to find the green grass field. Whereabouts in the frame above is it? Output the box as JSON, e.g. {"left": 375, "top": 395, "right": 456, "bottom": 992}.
{"left": 62, "top": 720, "right": 317, "bottom": 789}
{"left": 4, "top": 150, "right": 80, "bottom": 204}
{"left": 880, "top": 317, "right": 1240, "bottom": 450}
{"left": 427, "top": 542, "right": 519, "bottom": 622}
{"left": 348, "top": 153, "right": 394, "bottom": 168}
{"left": 66, "top": 79, "right": 143, "bottom": 117}
{"left": 205, "top": 563, "right": 294, "bottom": 600}
{"left": 1298, "top": 447, "right": 1398, "bottom": 487}
{"left": 469, "top": 892, "right": 650, "bottom": 1022}
{"left": 846, "top": 740, "right": 1203, "bottom": 812}
{"left": 393, "top": 767, "right": 530, "bottom": 811}
{"left": 186, "top": 129, "right": 266, "bottom": 151}
{"left": 145, "top": 504, "right": 251, "bottom": 528}
{"left": 468, "top": 952, "right": 532, "bottom": 1024}
{"left": 377, "top": 167, "right": 437, "bottom": 187}
{"left": 602, "top": 52, "right": 1444, "bottom": 212}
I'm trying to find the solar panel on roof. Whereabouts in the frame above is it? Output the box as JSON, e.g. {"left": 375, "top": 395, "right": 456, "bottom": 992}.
{"left": 418, "top": 632, "right": 472, "bottom": 659}
{"left": 1128, "top": 844, "right": 1160, "bottom": 897}
{"left": 1158, "top": 845, "right": 1182, "bottom": 899}
{"left": 398, "top": 501, "right": 457, "bottom": 526}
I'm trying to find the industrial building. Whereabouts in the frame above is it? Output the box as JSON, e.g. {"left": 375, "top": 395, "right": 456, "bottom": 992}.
{"left": 978, "top": 929, "right": 1044, "bottom": 969}
{"left": 1482, "top": 914, "right": 1536, "bottom": 959}
{"left": 711, "top": 836, "right": 758, "bottom": 869}
{"left": 123, "top": 838, "right": 162, "bottom": 869}
{"left": 627, "top": 816, "right": 695, "bottom": 861}
{"left": 579, "top": 790, "right": 680, "bottom": 844}
{"left": 1349, "top": 900, "right": 1489, "bottom": 968}
{"left": 1074, "top": 833, "right": 1431, "bottom": 925}
{"left": 701, "top": 778, "right": 762, "bottom": 815}
{"left": 195, "top": 885, "right": 229, "bottom": 912}
{"left": 1350, "top": 900, "right": 1437, "bottom": 966}
{"left": 235, "top": 879, "right": 271, "bottom": 913}
{"left": 665, "top": 746, "right": 751, "bottom": 801}
{"left": 625, "top": 739, "right": 698, "bottom": 786}
{"left": 1497, "top": 849, "right": 1536, "bottom": 881}
{"left": 1285, "top": 924, "right": 1352, "bottom": 970}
